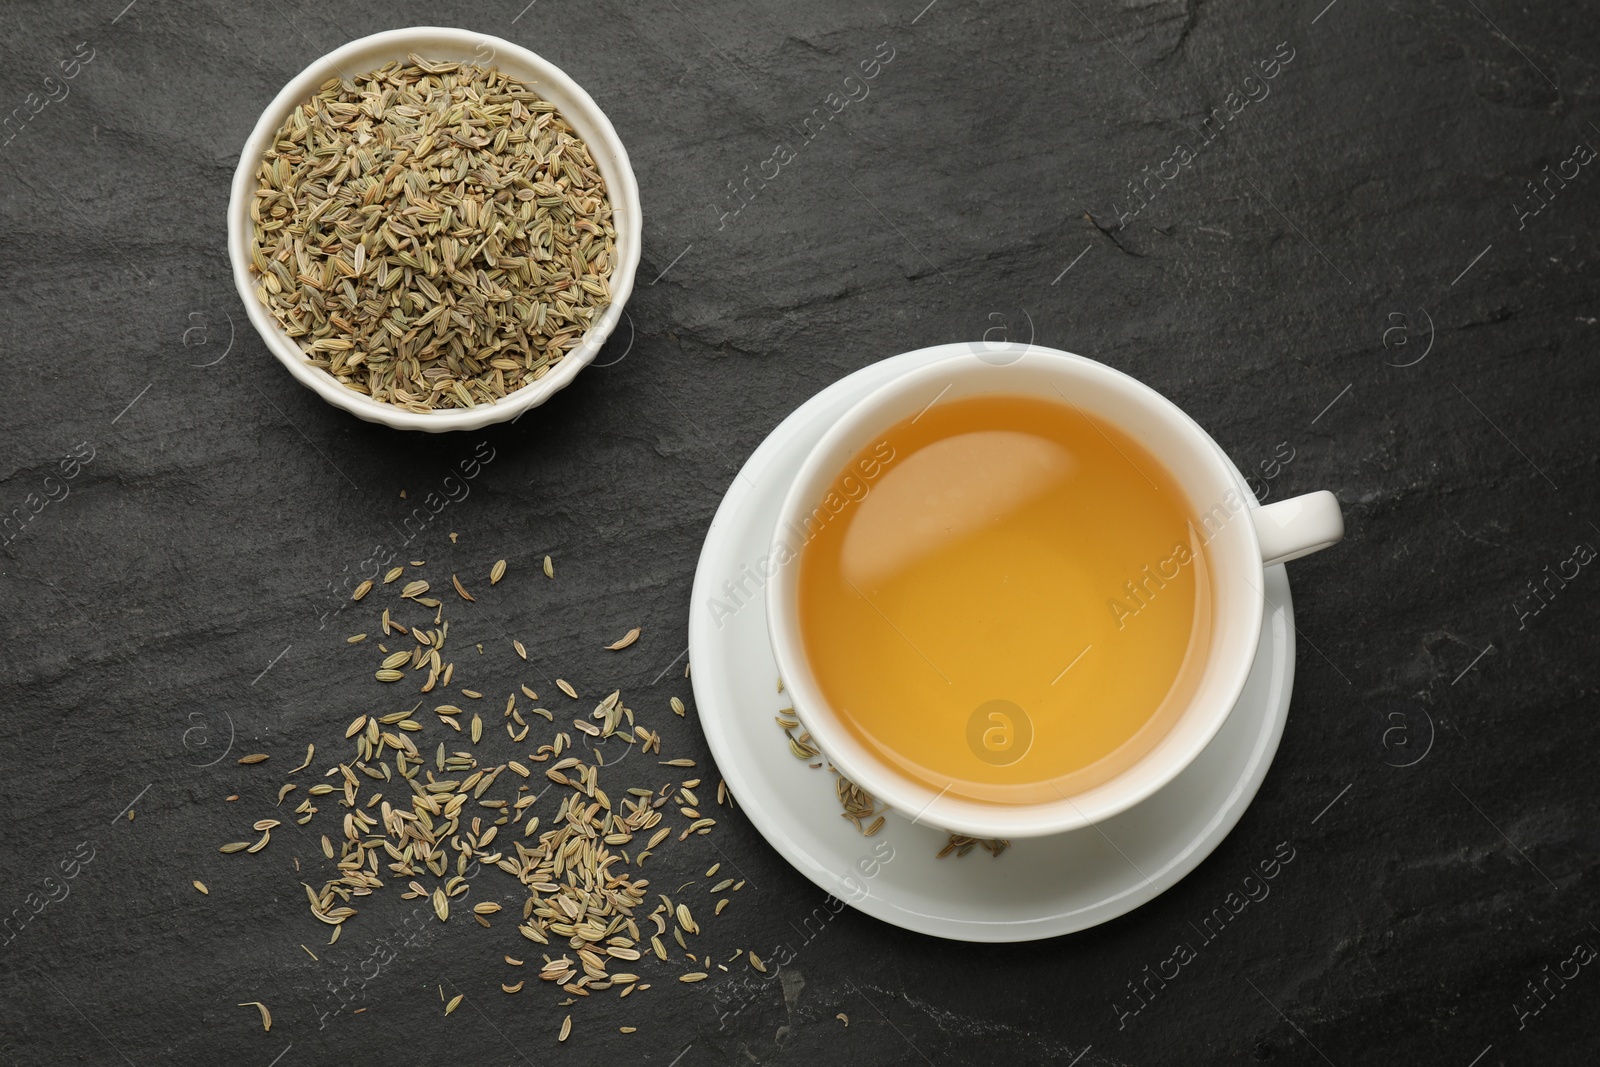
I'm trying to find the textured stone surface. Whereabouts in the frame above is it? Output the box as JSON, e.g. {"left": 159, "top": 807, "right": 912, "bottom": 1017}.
{"left": 1, "top": 1, "right": 1596, "bottom": 1064}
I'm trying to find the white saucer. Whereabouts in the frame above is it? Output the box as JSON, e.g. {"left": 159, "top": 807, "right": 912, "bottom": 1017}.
{"left": 688, "top": 349, "right": 1295, "bottom": 942}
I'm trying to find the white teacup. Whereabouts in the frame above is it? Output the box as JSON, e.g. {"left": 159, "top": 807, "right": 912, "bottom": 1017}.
{"left": 766, "top": 344, "right": 1343, "bottom": 839}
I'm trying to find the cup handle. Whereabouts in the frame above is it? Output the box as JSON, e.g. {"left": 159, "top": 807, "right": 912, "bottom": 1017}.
{"left": 1251, "top": 490, "right": 1344, "bottom": 567}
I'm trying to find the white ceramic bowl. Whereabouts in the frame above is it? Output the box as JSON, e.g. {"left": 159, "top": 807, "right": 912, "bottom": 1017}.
{"left": 227, "top": 27, "right": 642, "bottom": 432}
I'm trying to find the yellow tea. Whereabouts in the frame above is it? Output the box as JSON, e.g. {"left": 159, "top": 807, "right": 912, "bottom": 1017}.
{"left": 795, "top": 393, "right": 1212, "bottom": 806}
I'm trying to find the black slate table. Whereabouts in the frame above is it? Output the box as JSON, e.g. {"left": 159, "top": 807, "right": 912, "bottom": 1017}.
{"left": 2, "top": 1, "right": 1596, "bottom": 1064}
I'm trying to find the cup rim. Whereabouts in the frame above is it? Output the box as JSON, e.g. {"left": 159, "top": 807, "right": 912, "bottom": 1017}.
{"left": 226, "top": 27, "right": 643, "bottom": 433}
{"left": 765, "top": 342, "right": 1266, "bottom": 838}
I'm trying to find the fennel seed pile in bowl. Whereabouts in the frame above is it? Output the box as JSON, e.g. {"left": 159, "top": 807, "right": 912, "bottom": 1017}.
{"left": 247, "top": 55, "right": 616, "bottom": 413}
